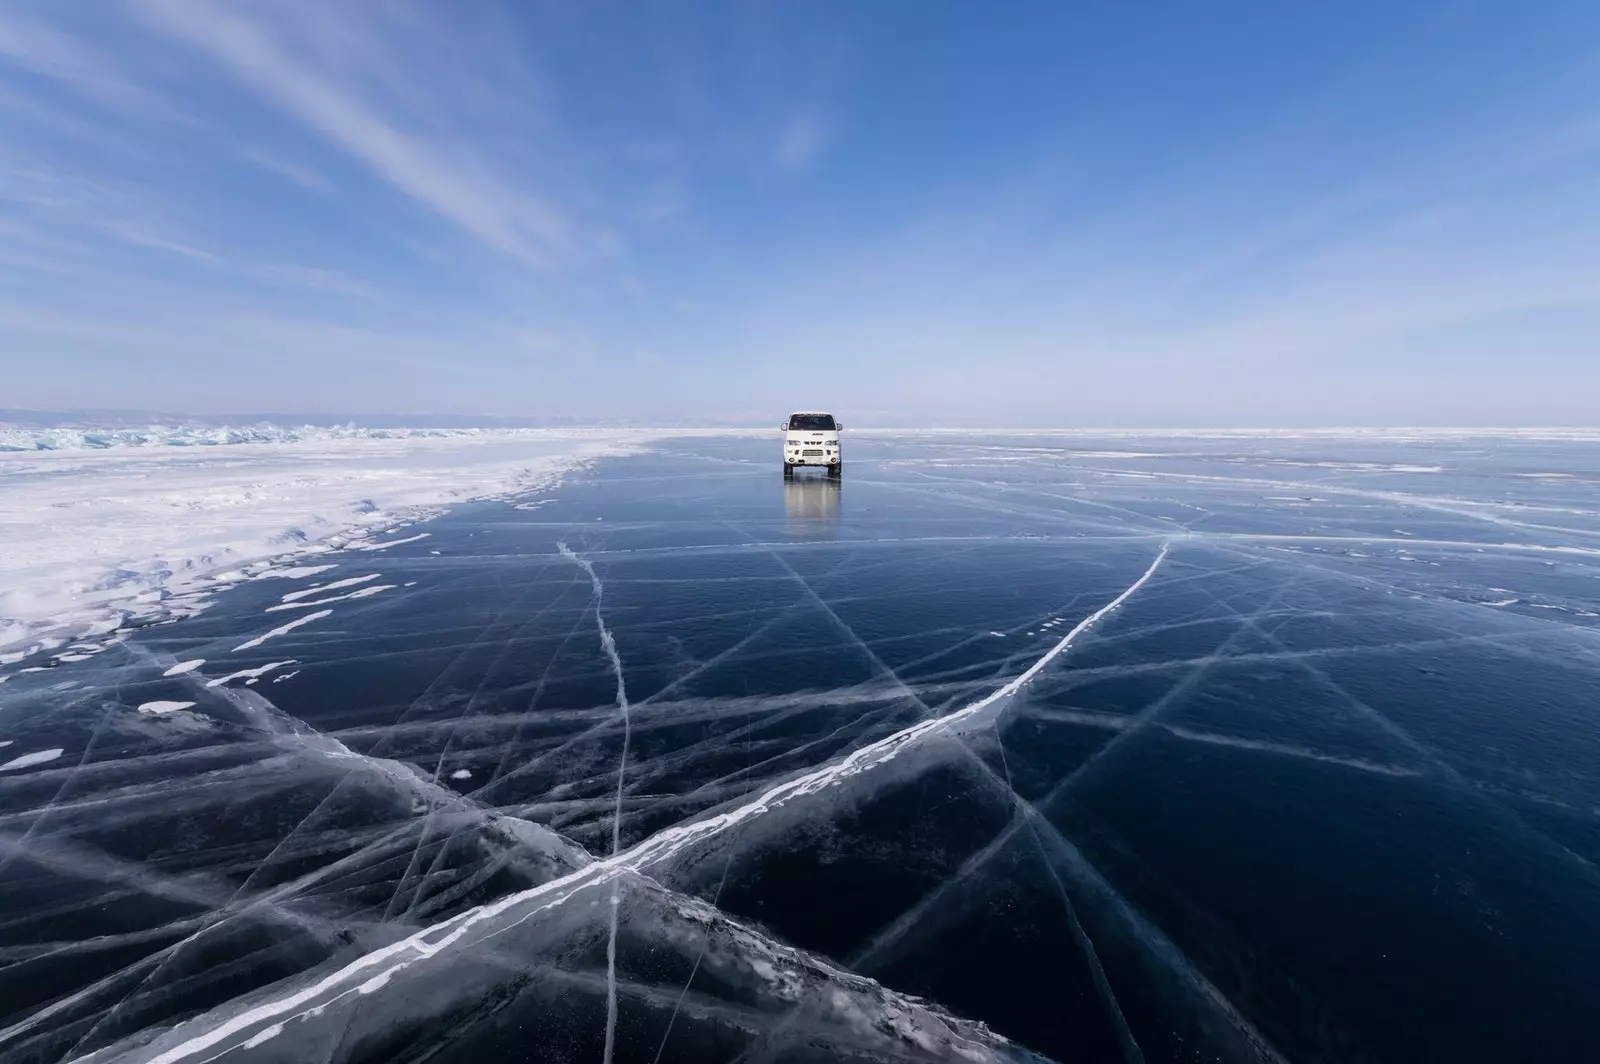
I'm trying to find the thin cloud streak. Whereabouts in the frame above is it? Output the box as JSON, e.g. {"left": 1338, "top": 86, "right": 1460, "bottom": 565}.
{"left": 0, "top": 11, "right": 168, "bottom": 116}
{"left": 130, "top": 0, "right": 578, "bottom": 268}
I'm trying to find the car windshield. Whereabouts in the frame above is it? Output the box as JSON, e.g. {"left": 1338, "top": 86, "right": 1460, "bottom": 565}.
{"left": 788, "top": 414, "right": 836, "bottom": 431}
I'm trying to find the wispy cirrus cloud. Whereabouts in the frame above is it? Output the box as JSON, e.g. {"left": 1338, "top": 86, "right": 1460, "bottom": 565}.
{"left": 235, "top": 145, "right": 333, "bottom": 195}
{"left": 0, "top": 10, "right": 169, "bottom": 115}
{"left": 775, "top": 114, "right": 827, "bottom": 171}
{"left": 130, "top": 0, "right": 585, "bottom": 269}
{"left": 0, "top": 160, "right": 375, "bottom": 300}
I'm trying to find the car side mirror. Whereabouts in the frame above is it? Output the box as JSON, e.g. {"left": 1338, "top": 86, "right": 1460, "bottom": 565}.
{"left": 836, "top": 424, "right": 844, "bottom": 431}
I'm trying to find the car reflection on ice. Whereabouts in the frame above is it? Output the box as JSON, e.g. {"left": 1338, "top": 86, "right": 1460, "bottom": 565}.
{"left": 784, "top": 474, "right": 840, "bottom": 534}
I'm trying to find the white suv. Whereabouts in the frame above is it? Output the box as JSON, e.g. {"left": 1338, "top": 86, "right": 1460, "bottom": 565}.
{"left": 782, "top": 411, "right": 842, "bottom": 476}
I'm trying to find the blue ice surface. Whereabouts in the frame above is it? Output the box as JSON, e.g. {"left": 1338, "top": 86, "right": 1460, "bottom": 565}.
{"left": 2, "top": 432, "right": 1600, "bottom": 1064}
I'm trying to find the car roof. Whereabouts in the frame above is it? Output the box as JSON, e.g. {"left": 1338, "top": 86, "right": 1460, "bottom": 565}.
{"left": 788, "top": 410, "right": 834, "bottom": 416}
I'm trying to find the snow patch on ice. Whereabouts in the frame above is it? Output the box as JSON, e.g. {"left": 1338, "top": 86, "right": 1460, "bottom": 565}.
{"left": 358, "top": 532, "right": 429, "bottom": 551}
{"left": 0, "top": 427, "right": 657, "bottom": 652}
{"left": 208, "top": 661, "right": 297, "bottom": 687}
{"left": 267, "top": 584, "right": 394, "bottom": 612}
{"left": 234, "top": 611, "right": 332, "bottom": 652}
{"left": 164, "top": 659, "right": 205, "bottom": 676}
{"left": 138, "top": 700, "right": 196, "bottom": 716}
{"left": 255, "top": 564, "right": 339, "bottom": 581}
{"left": 279, "top": 574, "right": 380, "bottom": 603}
{"left": 0, "top": 748, "right": 64, "bottom": 771}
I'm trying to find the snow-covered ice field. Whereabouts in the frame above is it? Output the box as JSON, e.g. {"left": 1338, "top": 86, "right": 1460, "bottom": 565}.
{"left": 0, "top": 427, "right": 666, "bottom": 655}
{"left": 3, "top": 430, "right": 1600, "bottom": 1063}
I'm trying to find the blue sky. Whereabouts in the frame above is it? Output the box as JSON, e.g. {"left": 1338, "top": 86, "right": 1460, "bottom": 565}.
{"left": 2, "top": 1, "right": 1598, "bottom": 426}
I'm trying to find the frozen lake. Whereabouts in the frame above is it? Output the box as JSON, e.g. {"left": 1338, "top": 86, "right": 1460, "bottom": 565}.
{"left": 3, "top": 432, "right": 1600, "bottom": 1063}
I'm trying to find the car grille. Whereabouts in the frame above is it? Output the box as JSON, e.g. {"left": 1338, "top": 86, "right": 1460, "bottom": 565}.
{"left": 802, "top": 449, "right": 825, "bottom": 456}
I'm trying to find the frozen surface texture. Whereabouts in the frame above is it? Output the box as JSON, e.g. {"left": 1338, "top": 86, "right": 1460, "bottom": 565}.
{"left": 3, "top": 432, "right": 1600, "bottom": 1064}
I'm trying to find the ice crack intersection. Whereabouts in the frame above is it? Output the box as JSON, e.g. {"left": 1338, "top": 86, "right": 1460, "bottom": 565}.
{"left": 559, "top": 542, "right": 631, "bottom": 1064}
{"left": 135, "top": 544, "right": 1168, "bottom": 1064}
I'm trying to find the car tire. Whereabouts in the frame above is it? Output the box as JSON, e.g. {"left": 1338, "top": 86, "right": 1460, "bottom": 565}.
{"left": 784, "top": 465, "right": 794, "bottom": 478}
{"left": 829, "top": 464, "right": 841, "bottom": 478}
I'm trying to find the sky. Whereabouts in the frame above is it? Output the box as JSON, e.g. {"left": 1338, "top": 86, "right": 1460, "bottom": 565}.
{"left": 2, "top": 1, "right": 1599, "bottom": 427}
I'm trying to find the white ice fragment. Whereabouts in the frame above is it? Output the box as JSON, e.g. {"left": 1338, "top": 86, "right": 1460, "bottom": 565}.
{"left": 164, "top": 659, "right": 205, "bottom": 676}
{"left": 0, "top": 740, "right": 10, "bottom": 747}
{"left": 138, "top": 700, "right": 196, "bottom": 716}
{"left": 988, "top": 631, "right": 1005, "bottom": 637}
{"left": 0, "top": 748, "right": 64, "bottom": 771}
{"left": 55, "top": 653, "right": 95, "bottom": 662}
{"left": 450, "top": 769, "right": 472, "bottom": 780}
{"left": 279, "top": 574, "right": 379, "bottom": 603}
{"left": 234, "top": 611, "right": 332, "bottom": 652}
{"left": 272, "top": 670, "right": 301, "bottom": 683}
{"left": 256, "top": 564, "right": 339, "bottom": 580}
{"left": 359, "top": 533, "right": 429, "bottom": 551}
{"left": 267, "top": 585, "right": 394, "bottom": 612}
{"left": 208, "top": 660, "right": 297, "bottom": 687}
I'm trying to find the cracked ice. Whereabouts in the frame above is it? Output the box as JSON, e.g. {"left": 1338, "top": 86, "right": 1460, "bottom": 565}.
{"left": 3, "top": 431, "right": 1600, "bottom": 1064}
